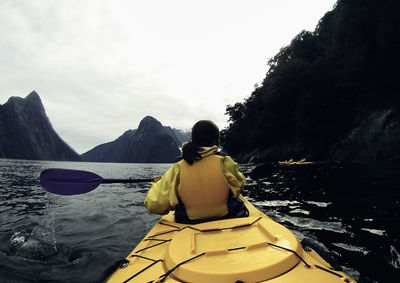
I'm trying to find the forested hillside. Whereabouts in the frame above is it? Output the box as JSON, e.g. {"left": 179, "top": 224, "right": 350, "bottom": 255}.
{"left": 222, "top": 0, "right": 400, "bottom": 162}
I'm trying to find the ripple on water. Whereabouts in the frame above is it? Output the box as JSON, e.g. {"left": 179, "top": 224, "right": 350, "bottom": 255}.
{"left": 289, "top": 208, "right": 310, "bottom": 215}
{"left": 390, "top": 245, "right": 400, "bottom": 269}
{"left": 332, "top": 242, "right": 370, "bottom": 255}
{"left": 254, "top": 200, "right": 300, "bottom": 207}
{"left": 361, "top": 228, "right": 387, "bottom": 236}
{"left": 266, "top": 211, "right": 349, "bottom": 234}
{"left": 305, "top": 200, "right": 332, "bottom": 207}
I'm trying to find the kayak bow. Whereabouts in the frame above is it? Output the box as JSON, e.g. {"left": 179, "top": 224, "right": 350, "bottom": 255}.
{"left": 106, "top": 196, "right": 354, "bottom": 283}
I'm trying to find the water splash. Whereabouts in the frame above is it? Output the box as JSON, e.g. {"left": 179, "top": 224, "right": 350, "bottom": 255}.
{"left": 9, "top": 194, "right": 58, "bottom": 262}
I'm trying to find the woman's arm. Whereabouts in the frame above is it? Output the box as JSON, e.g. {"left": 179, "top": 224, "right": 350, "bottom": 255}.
{"left": 223, "top": 156, "right": 246, "bottom": 198}
{"left": 144, "top": 164, "right": 180, "bottom": 215}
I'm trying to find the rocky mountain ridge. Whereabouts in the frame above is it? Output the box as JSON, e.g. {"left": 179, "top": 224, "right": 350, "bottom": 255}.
{"left": 82, "top": 116, "right": 188, "bottom": 163}
{"left": 0, "top": 92, "right": 190, "bottom": 163}
{"left": 0, "top": 91, "right": 81, "bottom": 161}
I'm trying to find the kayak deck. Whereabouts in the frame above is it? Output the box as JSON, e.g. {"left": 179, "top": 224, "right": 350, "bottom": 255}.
{"left": 106, "top": 197, "right": 354, "bottom": 282}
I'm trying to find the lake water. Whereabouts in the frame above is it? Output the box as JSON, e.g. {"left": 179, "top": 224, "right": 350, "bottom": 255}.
{"left": 0, "top": 159, "right": 399, "bottom": 282}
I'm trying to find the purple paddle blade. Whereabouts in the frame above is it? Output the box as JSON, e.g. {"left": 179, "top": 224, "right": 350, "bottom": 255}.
{"left": 40, "top": 168, "right": 103, "bottom": 195}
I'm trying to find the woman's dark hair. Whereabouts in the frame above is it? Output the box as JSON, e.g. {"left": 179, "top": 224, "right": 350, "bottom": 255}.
{"left": 182, "top": 120, "right": 220, "bottom": 164}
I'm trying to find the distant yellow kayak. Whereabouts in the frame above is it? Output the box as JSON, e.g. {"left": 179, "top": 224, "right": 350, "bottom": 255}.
{"left": 279, "top": 158, "right": 314, "bottom": 165}
{"left": 106, "top": 196, "right": 354, "bottom": 282}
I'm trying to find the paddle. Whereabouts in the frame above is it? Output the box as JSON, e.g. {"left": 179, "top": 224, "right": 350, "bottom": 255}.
{"left": 40, "top": 168, "right": 153, "bottom": 196}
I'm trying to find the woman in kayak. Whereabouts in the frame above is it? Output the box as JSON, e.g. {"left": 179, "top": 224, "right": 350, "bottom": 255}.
{"left": 144, "top": 120, "right": 247, "bottom": 223}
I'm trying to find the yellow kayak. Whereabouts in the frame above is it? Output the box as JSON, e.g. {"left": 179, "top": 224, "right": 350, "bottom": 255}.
{"left": 279, "top": 158, "right": 314, "bottom": 165}
{"left": 106, "top": 196, "right": 354, "bottom": 283}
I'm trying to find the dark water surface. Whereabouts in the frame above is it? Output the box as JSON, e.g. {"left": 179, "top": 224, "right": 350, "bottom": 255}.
{"left": 0, "top": 159, "right": 399, "bottom": 282}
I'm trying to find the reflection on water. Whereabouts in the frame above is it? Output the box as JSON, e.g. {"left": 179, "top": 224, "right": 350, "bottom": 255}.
{"left": 246, "top": 161, "right": 400, "bottom": 283}
{"left": 0, "top": 159, "right": 399, "bottom": 282}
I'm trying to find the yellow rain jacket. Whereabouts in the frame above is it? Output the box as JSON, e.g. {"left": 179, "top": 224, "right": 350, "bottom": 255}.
{"left": 144, "top": 146, "right": 246, "bottom": 220}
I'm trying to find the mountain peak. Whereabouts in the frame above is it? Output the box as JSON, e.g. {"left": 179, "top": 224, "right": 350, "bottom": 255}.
{"left": 0, "top": 91, "right": 80, "bottom": 161}
{"left": 82, "top": 116, "right": 184, "bottom": 163}
{"left": 137, "top": 116, "right": 163, "bottom": 131}
{"left": 25, "top": 91, "right": 44, "bottom": 111}
{"left": 26, "top": 90, "right": 40, "bottom": 101}
{"left": 5, "top": 91, "right": 43, "bottom": 108}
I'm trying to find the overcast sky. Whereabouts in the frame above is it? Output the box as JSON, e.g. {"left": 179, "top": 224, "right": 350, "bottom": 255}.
{"left": 0, "top": 0, "right": 337, "bottom": 154}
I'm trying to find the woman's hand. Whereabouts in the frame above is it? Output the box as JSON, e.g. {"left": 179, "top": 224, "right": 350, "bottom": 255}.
{"left": 153, "top": 175, "right": 162, "bottom": 182}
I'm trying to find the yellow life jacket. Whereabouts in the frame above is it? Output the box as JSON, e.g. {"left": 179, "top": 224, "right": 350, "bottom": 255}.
{"left": 177, "top": 155, "right": 230, "bottom": 220}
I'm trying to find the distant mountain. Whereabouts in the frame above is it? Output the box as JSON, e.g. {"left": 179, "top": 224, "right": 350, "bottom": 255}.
{"left": 80, "top": 129, "right": 136, "bottom": 162}
{"left": 0, "top": 91, "right": 81, "bottom": 161}
{"left": 164, "top": 126, "right": 191, "bottom": 147}
{"left": 82, "top": 116, "right": 186, "bottom": 163}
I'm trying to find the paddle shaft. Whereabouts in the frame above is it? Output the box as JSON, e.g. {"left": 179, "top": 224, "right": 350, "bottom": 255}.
{"left": 102, "top": 178, "right": 153, "bottom": 184}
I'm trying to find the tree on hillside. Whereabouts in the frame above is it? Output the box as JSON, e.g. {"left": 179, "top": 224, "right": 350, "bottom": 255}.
{"left": 222, "top": 0, "right": 400, "bottom": 161}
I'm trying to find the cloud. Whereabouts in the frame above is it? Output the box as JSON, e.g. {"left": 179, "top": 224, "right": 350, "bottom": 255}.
{"left": 0, "top": 0, "right": 337, "bottom": 154}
